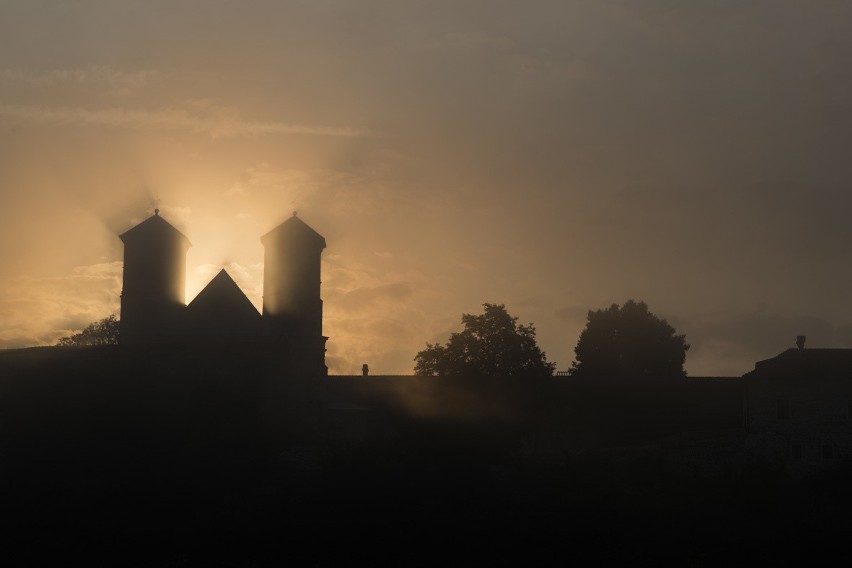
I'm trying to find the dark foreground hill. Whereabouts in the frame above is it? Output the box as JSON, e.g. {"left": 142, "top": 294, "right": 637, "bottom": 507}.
{"left": 1, "top": 346, "right": 850, "bottom": 565}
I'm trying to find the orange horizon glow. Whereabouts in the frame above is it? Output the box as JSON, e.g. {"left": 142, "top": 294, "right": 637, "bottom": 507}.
{"left": 3, "top": 2, "right": 850, "bottom": 376}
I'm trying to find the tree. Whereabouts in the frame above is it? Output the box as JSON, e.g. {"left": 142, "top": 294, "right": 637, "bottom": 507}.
{"left": 414, "top": 303, "right": 556, "bottom": 378}
{"left": 569, "top": 300, "right": 689, "bottom": 381}
{"left": 57, "top": 314, "right": 120, "bottom": 347}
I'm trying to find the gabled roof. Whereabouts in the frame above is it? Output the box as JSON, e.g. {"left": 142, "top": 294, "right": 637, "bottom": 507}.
{"left": 187, "top": 269, "right": 261, "bottom": 322}
{"left": 260, "top": 213, "right": 326, "bottom": 249}
{"left": 746, "top": 348, "right": 852, "bottom": 379}
{"left": 119, "top": 211, "right": 191, "bottom": 247}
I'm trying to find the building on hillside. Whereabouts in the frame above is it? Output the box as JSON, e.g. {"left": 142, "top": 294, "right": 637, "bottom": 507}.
{"left": 118, "top": 211, "right": 191, "bottom": 345}
{"left": 118, "top": 210, "right": 328, "bottom": 376}
{"left": 744, "top": 339, "right": 852, "bottom": 474}
{"left": 260, "top": 212, "right": 328, "bottom": 377}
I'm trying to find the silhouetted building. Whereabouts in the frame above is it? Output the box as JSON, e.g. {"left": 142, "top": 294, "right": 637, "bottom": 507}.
{"left": 118, "top": 210, "right": 328, "bottom": 376}
{"left": 261, "top": 213, "right": 328, "bottom": 376}
{"left": 744, "top": 346, "right": 852, "bottom": 473}
{"left": 186, "top": 269, "right": 263, "bottom": 345}
{"left": 119, "top": 209, "right": 191, "bottom": 344}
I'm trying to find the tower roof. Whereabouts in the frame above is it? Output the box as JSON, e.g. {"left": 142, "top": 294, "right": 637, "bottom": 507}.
{"left": 260, "top": 214, "right": 326, "bottom": 250}
{"left": 186, "top": 269, "right": 261, "bottom": 325}
{"left": 119, "top": 211, "right": 191, "bottom": 247}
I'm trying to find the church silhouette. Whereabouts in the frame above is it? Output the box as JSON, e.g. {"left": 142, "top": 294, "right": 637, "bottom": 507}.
{"left": 118, "top": 209, "right": 328, "bottom": 376}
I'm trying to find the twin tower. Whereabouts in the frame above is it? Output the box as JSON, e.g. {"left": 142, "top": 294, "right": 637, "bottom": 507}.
{"left": 118, "top": 210, "right": 327, "bottom": 376}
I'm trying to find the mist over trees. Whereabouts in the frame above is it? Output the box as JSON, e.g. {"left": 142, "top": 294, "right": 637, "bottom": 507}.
{"left": 414, "top": 303, "right": 555, "bottom": 379}
{"left": 57, "top": 315, "right": 120, "bottom": 347}
{"left": 569, "top": 300, "right": 689, "bottom": 381}
{"left": 412, "top": 300, "right": 690, "bottom": 382}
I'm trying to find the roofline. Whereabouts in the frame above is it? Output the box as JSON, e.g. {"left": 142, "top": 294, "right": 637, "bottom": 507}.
{"left": 260, "top": 214, "right": 326, "bottom": 248}
{"left": 118, "top": 213, "right": 192, "bottom": 246}
{"left": 185, "top": 268, "right": 260, "bottom": 316}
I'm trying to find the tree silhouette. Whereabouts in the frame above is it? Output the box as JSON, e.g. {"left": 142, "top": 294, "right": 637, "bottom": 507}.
{"left": 414, "top": 303, "right": 555, "bottom": 378}
{"left": 57, "top": 314, "right": 120, "bottom": 346}
{"left": 569, "top": 300, "right": 688, "bottom": 381}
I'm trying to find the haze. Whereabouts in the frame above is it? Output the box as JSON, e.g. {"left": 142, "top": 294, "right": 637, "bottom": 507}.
{"left": 2, "top": 1, "right": 852, "bottom": 376}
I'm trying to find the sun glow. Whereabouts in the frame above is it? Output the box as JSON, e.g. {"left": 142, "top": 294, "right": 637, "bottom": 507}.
{"left": 184, "top": 257, "right": 264, "bottom": 313}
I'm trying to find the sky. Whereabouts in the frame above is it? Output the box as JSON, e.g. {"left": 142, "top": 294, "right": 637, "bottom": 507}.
{"left": 2, "top": 1, "right": 852, "bottom": 376}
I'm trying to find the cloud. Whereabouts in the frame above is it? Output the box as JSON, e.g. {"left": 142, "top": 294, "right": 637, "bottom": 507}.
{"left": 224, "top": 161, "right": 409, "bottom": 225}
{"left": 0, "top": 261, "right": 122, "bottom": 347}
{"left": 677, "top": 311, "right": 852, "bottom": 376}
{"left": 555, "top": 305, "right": 590, "bottom": 324}
{"left": 68, "top": 261, "right": 124, "bottom": 279}
{"left": 0, "top": 336, "right": 32, "bottom": 349}
{"left": 332, "top": 282, "right": 413, "bottom": 313}
{"left": 429, "top": 30, "right": 514, "bottom": 51}
{"left": 324, "top": 314, "right": 419, "bottom": 375}
{"left": 0, "top": 66, "right": 160, "bottom": 95}
{"left": 688, "top": 312, "right": 850, "bottom": 356}
{"left": 0, "top": 101, "right": 376, "bottom": 138}
{"left": 226, "top": 164, "right": 318, "bottom": 200}
{"left": 319, "top": 257, "right": 433, "bottom": 374}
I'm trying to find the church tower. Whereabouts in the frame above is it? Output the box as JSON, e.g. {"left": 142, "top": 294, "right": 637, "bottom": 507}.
{"left": 260, "top": 213, "right": 327, "bottom": 375}
{"left": 119, "top": 210, "right": 191, "bottom": 344}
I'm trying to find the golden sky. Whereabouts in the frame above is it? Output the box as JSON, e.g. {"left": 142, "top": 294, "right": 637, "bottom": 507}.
{"left": 3, "top": 1, "right": 852, "bottom": 375}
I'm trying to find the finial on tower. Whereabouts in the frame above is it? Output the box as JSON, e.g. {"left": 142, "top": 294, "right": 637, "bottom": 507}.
{"left": 292, "top": 209, "right": 298, "bottom": 217}
{"left": 154, "top": 208, "right": 160, "bottom": 216}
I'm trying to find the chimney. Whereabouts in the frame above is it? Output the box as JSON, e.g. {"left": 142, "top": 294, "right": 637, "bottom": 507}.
{"left": 796, "top": 335, "right": 806, "bottom": 350}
